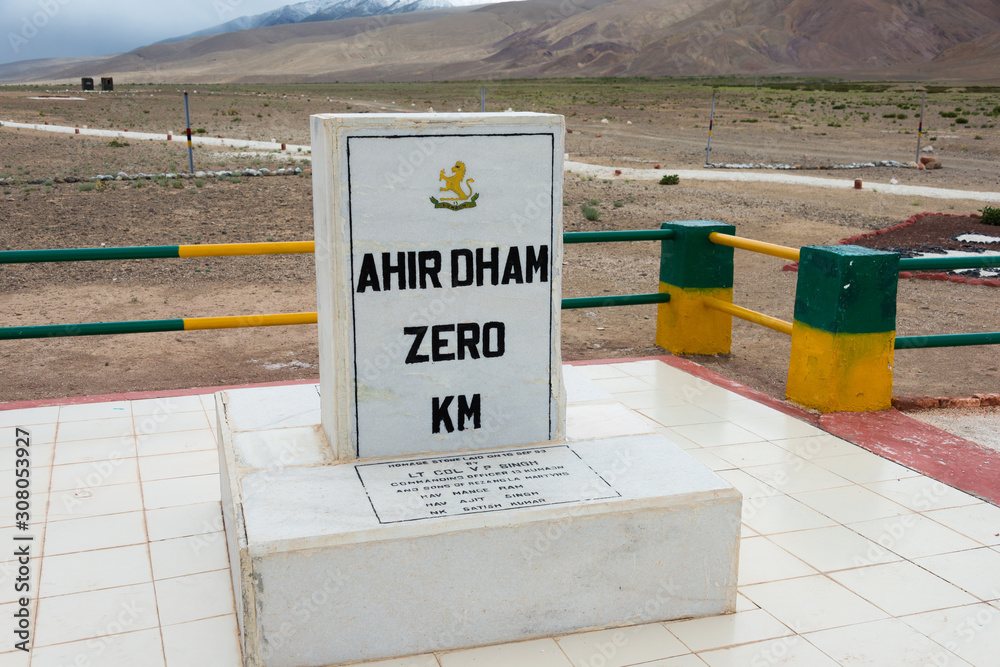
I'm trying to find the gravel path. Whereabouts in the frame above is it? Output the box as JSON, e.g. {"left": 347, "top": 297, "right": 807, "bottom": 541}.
{"left": 4, "top": 121, "right": 999, "bottom": 203}
{"left": 908, "top": 407, "right": 1000, "bottom": 453}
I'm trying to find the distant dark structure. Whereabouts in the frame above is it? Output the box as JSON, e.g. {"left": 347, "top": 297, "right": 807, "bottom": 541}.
{"left": 101, "top": 77, "right": 114, "bottom": 91}
{"left": 81, "top": 77, "right": 94, "bottom": 91}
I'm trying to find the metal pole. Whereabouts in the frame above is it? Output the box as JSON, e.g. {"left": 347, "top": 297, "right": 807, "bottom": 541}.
{"left": 481, "top": 86, "right": 485, "bottom": 113}
{"left": 915, "top": 92, "right": 925, "bottom": 165}
{"left": 705, "top": 90, "right": 716, "bottom": 166}
{"left": 184, "top": 92, "right": 194, "bottom": 174}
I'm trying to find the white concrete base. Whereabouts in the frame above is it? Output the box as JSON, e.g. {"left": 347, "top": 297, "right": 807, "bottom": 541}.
{"left": 217, "top": 383, "right": 741, "bottom": 667}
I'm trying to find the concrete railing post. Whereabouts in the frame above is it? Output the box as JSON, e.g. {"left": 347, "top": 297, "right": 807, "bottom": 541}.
{"left": 786, "top": 245, "right": 899, "bottom": 412}
{"left": 655, "top": 220, "right": 735, "bottom": 355}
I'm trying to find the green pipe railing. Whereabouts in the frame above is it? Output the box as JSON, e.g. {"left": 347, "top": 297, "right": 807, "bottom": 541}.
{"left": 899, "top": 255, "right": 1000, "bottom": 271}
{"left": 895, "top": 332, "right": 1000, "bottom": 349}
{"left": 563, "top": 230, "right": 675, "bottom": 243}
{"left": 1, "top": 246, "right": 180, "bottom": 263}
{"left": 562, "top": 293, "right": 670, "bottom": 310}
{"left": 0, "top": 320, "right": 184, "bottom": 340}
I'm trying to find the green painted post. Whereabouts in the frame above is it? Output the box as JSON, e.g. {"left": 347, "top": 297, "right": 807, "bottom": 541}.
{"left": 787, "top": 245, "right": 900, "bottom": 412}
{"left": 655, "top": 220, "right": 735, "bottom": 354}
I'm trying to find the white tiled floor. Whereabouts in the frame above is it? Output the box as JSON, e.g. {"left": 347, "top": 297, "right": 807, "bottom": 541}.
{"left": 0, "top": 359, "right": 998, "bottom": 666}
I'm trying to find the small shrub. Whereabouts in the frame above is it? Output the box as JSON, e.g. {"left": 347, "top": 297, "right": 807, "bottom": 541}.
{"left": 194, "top": 179, "right": 206, "bottom": 188}
{"left": 195, "top": 128, "right": 207, "bottom": 134}
{"left": 979, "top": 206, "right": 1000, "bottom": 226}
{"left": 76, "top": 182, "right": 96, "bottom": 192}
{"left": 659, "top": 174, "right": 680, "bottom": 185}
{"left": 613, "top": 201, "right": 624, "bottom": 208}
{"left": 955, "top": 117, "right": 969, "bottom": 124}
{"left": 939, "top": 111, "right": 958, "bottom": 118}
{"left": 108, "top": 139, "right": 130, "bottom": 147}
{"left": 580, "top": 204, "right": 601, "bottom": 221}
{"left": 587, "top": 199, "right": 599, "bottom": 206}
{"left": 170, "top": 180, "right": 184, "bottom": 189}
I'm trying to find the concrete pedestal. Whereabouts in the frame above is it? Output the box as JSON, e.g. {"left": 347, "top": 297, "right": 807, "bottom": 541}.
{"left": 217, "top": 382, "right": 742, "bottom": 667}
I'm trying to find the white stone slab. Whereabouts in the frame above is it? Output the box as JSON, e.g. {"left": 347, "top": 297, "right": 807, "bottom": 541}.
{"left": 311, "top": 113, "right": 566, "bottom": 460}
{"left": 217, "top": 384, "right": 742, "bottom": 667}
{"left": 563, "top": 364, "right": 614, "bottom": 402}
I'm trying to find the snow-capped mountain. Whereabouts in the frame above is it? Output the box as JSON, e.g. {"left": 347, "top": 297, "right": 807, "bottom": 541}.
{"left": 161, "top": 0, "right": 457, "bottom": 43}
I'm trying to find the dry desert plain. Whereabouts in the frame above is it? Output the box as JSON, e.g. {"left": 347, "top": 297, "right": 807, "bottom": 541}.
{"left": 1, "top": 79, "right": 999, "bottom": 404}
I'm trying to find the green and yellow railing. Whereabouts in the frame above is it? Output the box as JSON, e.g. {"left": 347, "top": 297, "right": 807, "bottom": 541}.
{"left": 654, "top": 221, "right": 999, "bottom": 412}
{"left": 3, "top": 228, "right": 997, "bottom": 413}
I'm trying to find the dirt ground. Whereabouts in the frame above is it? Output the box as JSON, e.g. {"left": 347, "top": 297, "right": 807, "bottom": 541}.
{"left": 1, "top": 82, "right": 998, "bottom": 404}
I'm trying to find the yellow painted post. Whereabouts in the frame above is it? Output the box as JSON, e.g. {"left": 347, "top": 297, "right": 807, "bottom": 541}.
{"left": 655, "top": 221, "right": 735, "bottom": 355}
{"left": 786, "top": 245, "right": 900, "bottom": 412}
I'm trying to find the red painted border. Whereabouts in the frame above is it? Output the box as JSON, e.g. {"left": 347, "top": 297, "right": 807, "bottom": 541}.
{"left": 0, "top": 378, "right": 320, "bottom": 412}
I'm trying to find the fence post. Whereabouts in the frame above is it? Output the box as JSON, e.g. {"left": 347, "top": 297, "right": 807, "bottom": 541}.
{"left": 655, "top": 220, "right": 735, "bottom": 355}
{"left": 786, "top": 245, "right": 899, "bottom": 412}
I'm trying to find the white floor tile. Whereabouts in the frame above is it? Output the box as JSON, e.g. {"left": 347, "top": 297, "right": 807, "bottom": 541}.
{"left": 915, "top": 548, "right": 1000, "bottom": 602}
{"left": 738, "top": 537, "right": 816, "bottom": 585}
{"left": 131, "top": 395, "right": 205, "bottom": 417}
{"left": 654, "top": 427, "right": 702, "bottom": 450}
{"left": 47, "top": 483, "right": 143, "bottom": 521}
{"left": 638, "top": 404, "right": 725, "bottom": 428}
{"left": 714, "top": 470, "right": 781, "bottom": 499}
{"left": 566, "top": 403, "right": 655, "bottom": 440}
{"left": 792, "top": 485, "right": 909, "bottom": 525}
{"left": 924, "top": 504, "right": 1000, "bottom": 547}
{"left": 154, "top": 569, "right": 235, "bottom": 626}
{"left": 0, "top": 405, "right": 59, "bottom": 428}
{"left": 666, "top": 608, "right": 793, "bottom": 652}
{"left": 1, "top": 422, "right": 57, "bottom": 447}
{"left": 735, "top": 593, "right": 758, "bottom": 612}
{"left": 630, "top": 655, "right": 707, "bottom": 667}
{"left": 44, "top": 511, "right": 147, "bottom": 556}
{"left": 574, "top": 364, "right": 630, "bottom": 380}
{"left": 149, "top": 532, "right": 230, "bottom": 580}
{"left": 0, "top": 465, "right": 51, "bottom": 498}
{"left": 145, "top": 502, "right": 224, "bottom": 542}
{"left": 864, "top": 477, "right": 983, "bottom": 512}
{"left": 135, "top": 429, "right": 217, "bottom": 457}
{"left": 739, "top": 493, "right": 837, "bottom": 536}
{"left": 698, "top": 635, "right": 840, "bottom": 667}
{"left": 33, "top": 583, "right": 159, "bottom": 646}
{"left": 615, "top": 390, "right": 687, "bottom": 410}
{"left": 58, "top": 401, "right": 131, "bottom": 422}
{"left": 138, "top": 450, "right": 219, "bottom": 482}
{"left": 849, "top": 513, "right": 981, "bottom": 559}
{"left": 39, "top": 543, "right": 151, "bottom": 598}
{"left": 742, "top": 459, "right": 853, "bottom": 495}
{"left": 738, "top": 416, "right": 824, "bottom": 441}
{"left": 135, "top": 410, "right": 211, "bottom": 437}
{"left": 805, "top": 617, "right": 971, "bottom": 667}
{"left": 830, "top": 561, "right": 979, "bottom": 616}
{"left": 440, "top": 638, "right": 572, "bottom": 666}
{"left": 671, "top": 422, "right": 764, "bottom": 447}
{"left": 769, "top": 434, "right": 862, "bottom": 460}
{"left": 0, "top": 442, "right": 54, "bottom": 471}
{"left": 556, "top": 622, "right": 689, "bottom": 667}
{"left": 812, "top": 451, "right": 919, "bottom": 484}
{"left": 900, "top": 603, "right": 1000, "bottom": 667}
{"left": 768, "top": 525, "right": 900, "bottom": 573}
{"left": 684, "top": 448, "right": 733, "bottom": 472}
{"left": 56, "top": 417, "right": 134, "bottom": 443}
{"left": 0, "top": 649, "right": 30, "bottom": 666}
{"left": 741, "top": 575, "right": 888, "bottom": 633}
{"left": 700, "top": 400, "right": 790, "bottom": 422}
{"left": 52, "top": 436, "right": 136, "bottom": 466}
{"left": 142, "top": 474, "right": 221, "bottom": 510}
{"left": 29, "top": 627, "right": 165, "bottom": 667}
{"left": 706, "top": 442, "right": 801, "bottom": 468}
{"left": 591, "top": 376, "right": 655, "bottom": 394}
{"left": 49, "top": 458, "right": 139, "bottom": 492}
{"left": 161, "top": 614, "right": 242, "bottom": 667}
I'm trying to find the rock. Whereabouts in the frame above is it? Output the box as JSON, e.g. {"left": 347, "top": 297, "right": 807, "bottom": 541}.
{"left": 908, "top": 162, "right": 919, "bottom": 168}
{"left": 917, "top": 163, "right": 926, "bottom": 170}
{"left": 919, "top": 156, "right": 935, "bottom": 165}
{"left": 890, "top": 178, "right": 899, "bottom": 185}
{"left": 892, "top": 396, "right": 939, "bottom": 410}
{"left": 294, "top": 167, "right": 302, "bottom": 174}
{"left": 600, "top": 118, "right": 609, "bottom": 124}
{"left": 194, "top": 171, "right": 206, "bottom": 179}
{"left": 940, "top": 397, "right": 981, "bottom": 408}
{"left": 277, "top": 169, "right": 286, "bottom": 175}
{"left": 974, "top": 393, "right": 1000, "bottom": 406}
{"left": 27, "top": 178, "right": 44, "bottom": 185}
{"left": 259, "top": 168, "right": 271, "bottom": 175}
{"left": 926, "top": 160, "right": 942, "bottom": 169}
{"left": 921, "top": 145, "right": 934, "bottom": 153}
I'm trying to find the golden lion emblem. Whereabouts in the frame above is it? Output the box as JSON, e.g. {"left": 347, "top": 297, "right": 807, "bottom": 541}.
{"left": 438, "top": 161, "right": 475, "bottom": 201}
{"left": 430, "top": 160, "right": 479, "bottom": 211}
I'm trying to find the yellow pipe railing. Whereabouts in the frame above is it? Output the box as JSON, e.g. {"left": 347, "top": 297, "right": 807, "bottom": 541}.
{"left": 703, "top": 297, "right": 793, "bottom": 336}
{"left": 708, "top": 232, "right": 800, "bottom": 262}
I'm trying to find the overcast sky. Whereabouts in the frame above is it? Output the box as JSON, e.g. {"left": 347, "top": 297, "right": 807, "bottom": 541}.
{"left": 0, "top": 0, "right": 495, "bottom": 65}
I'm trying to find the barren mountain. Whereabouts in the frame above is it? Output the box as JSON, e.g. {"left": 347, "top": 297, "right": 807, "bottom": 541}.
{"left": 3, "top": 0, "right": 999, "bottom": 83}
